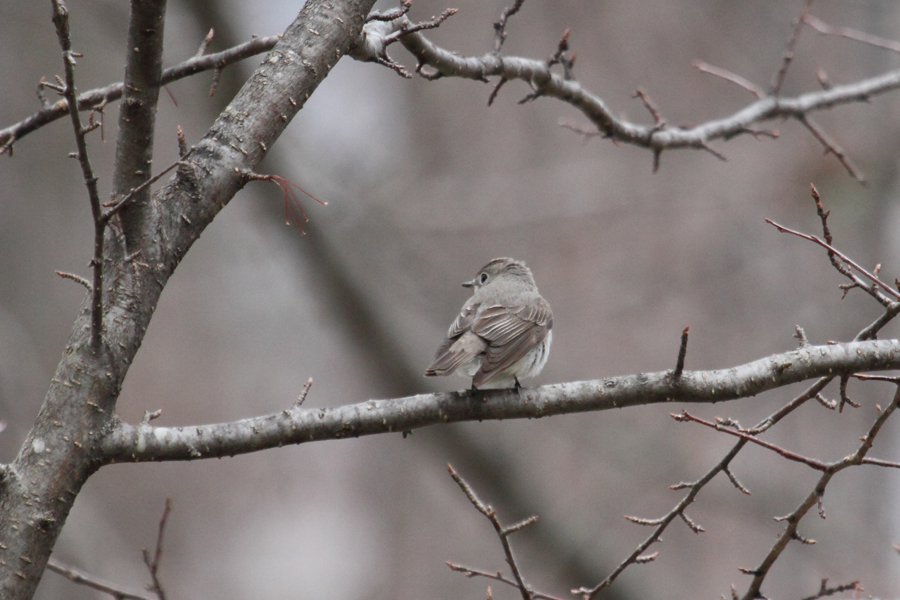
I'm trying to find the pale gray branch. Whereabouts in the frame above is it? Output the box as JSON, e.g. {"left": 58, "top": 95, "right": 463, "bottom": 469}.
{"left": 351, "top": 17, "right": 900, "bottom": 156}
{"left": 101, "top": 339, "right": 900, "bottom": 464}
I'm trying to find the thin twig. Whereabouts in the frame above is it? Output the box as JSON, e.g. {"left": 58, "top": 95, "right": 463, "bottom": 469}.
{"left": 196, "top": 28, "right": 214, "bottom": 56}
{"left": 367, "top": 0, "right": 411, "bottom": 23}
{"left": 239, "top": 171, "right": 327, "bottom": 234}
{"left": 102, "top": 149, "right": 195, "bottom": 219}
{"left": 547, "top": 29, "right": 575, "bottom": 79}
{"left": 798, "top": 579, "right": 860, "bottom": 600}
{"left": 740, "top": 385, "right": 900, "bottom": 600}
{"left": 673, "top": 410, "right": 829, "bottom": 470}
{"left": 796, "top": 115, "right": 865, "bottom": 183}
{"left": 143, "top": 498, "right": 172, "bottom": 600}
{"left": 493, "top": 0, "right": 526, "bottom": 53}
{"left": 793, "top": 325, "right": 809, "bottom": 347}
{"left": 765, "top": 217, "right": 900, "bottom": 301}
{"left": 1, "top": 35, "right": 281, "bottom": 151}
{"left": 382, "top": 9, "right": 458, "bottom": 47}
{"left": 51, "top": 0, "right": 104, "bottom": 352}
{"left": 693, "top": 60, "right": 765, "bottom": 98}
{"left": 770, "top": 0, "right": 815, "bottom": 94}
{"left": 803, "top": 13, "right": 900, "bottom": 54}
{"left": 446, "top": 563, "right": 564, "bottom": 600}
{"left": 448, "top": 464, "right": 538, "bottom": 600}
{"left": 294, "top": 377, "right": 314, "bottom": 408}
{"left": 46, "top": 557, "right": 153, "bottom": 600}
{"left": 632, "top": 88, "right": 665, "bottom": 125}
{"left": 557, "top": 119, "right": 604, "bottom": 141}
{"left": 55, "top": 270, "right": 92, "bottom": 291}
{"left": 141, "top": 409, "right": 162, "bottom": 425}
{"left": 673, "top": 326, "right": 689, "bottom": 378}
{"left": 488, "top": 77, "right": 508, "bottom": 106}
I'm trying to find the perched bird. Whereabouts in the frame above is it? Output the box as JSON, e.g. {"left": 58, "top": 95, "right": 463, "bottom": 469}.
{"left": 425, "top": 258, "right": 553, "bottom": 390}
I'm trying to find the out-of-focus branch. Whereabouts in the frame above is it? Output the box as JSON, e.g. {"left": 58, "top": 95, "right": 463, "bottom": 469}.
{"left": 739, "top": 385, "right": 900, "bottom": 600}
{"left": 803, "top": 13, "right": 900, "bottom": 54}
{"left": 46, "top": 558, "right": 153, "bottom": 600}
{"left": 769, "top": 0, "right": 813, "bottom": 95}
{"left": 0, "top": 34, "right": 280, "bottom": 152}
{"left": 142, "top": 499, "right": 172, "bottom": 600}
{"left": 100, "top": 339, "right": 900, "bottom": 463}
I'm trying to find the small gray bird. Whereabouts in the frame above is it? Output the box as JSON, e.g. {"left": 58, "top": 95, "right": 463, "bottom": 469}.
{"left": 425, "top": 258, "right": 553, "bottom": 390}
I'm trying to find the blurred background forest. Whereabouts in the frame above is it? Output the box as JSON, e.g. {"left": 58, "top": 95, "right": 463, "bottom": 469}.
{"left": 1, "top": 0, "right": 899, "bottom": 598}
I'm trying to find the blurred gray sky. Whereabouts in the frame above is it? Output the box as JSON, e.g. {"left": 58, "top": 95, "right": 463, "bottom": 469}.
{"left": 1, "top": 1, "right": 900, "bottom": 598}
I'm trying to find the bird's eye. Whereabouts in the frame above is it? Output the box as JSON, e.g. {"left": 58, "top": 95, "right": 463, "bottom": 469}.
{"left": 480, "top": 273, "right": 489, "bottom": 284}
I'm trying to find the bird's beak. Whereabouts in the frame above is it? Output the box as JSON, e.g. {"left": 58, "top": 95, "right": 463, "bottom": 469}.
{"left": 462, "top": 278, "right": 476, "bottom": 288}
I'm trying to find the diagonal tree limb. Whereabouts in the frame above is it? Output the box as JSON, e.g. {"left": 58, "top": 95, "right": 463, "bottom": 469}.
{"left": 0, "top": 1, "right": 377, "bottom": 597}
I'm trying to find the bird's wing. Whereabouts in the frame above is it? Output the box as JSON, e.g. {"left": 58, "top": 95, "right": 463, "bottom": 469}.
{"left": 471, "top": 297, "right": 553, "bottom": 387}
{"left": 424, "top": 331, "right": 487, "bottom": 377}
{"left": 424, "top": 303, "right": 482, "bottom": 376}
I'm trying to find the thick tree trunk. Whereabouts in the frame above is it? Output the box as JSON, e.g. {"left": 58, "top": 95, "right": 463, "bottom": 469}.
{"left": 0, "top": 1, "right": 375, "bottom": 597}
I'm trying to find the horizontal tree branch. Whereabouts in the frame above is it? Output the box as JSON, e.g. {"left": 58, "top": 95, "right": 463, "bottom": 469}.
{"left": 100, "top": 339, "right": 900, "bottom": 463}
{"left": 350, "top": 16, "right": 900, "bottom": 156}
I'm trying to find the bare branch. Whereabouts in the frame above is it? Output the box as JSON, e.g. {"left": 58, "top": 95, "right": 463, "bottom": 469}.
{"left": 693, "top": 60, "right": 764, "bottom": 98}
{"left": 142, "top": 498, "right": 172, "bottom": 600}
{"left": 112, "top": 0, "right": 168, "bottom": 253}
{"left": 673, "top": 326, "right": 689, "bottom": 378}
{"left": 347, "top": 4, "right": 900, "bottom": 177}
{"left": 55, "top": 270, "right": 92, "bottom": 291}
{"left": 196, "top": 28, "right": 214, "bottom": 56}
{"left": 0, "top": 35, "right": 281, "bottom": 151}
{"left": 632, "top": 88, "right": 665, "bottom": 126}
{"left": 102, "top": 149, "right": 195, "bottom": 220}
{"left": 446, "top": 563, "right": 564, "bottom": 600}
{"left": 366, "top": 0, "right": 410, "bottom": 23}
{"left": 741, "top": 386, "right": 899, "bottom": 599}
{"left": 100, "top": 339, "right": 900, "bottom": 464}
{"left": 0, "top": 3, "right": 378, "bottom": 597}
{"left": 448, "top": 464, "right": 542, "bottom": 600}
{"left": 101, "top": 150, "right": 196, "bottom": 224}
{"left": 796, "top": 115, "right": 865, "bottom": 182}
{"left": 804, "top": 13, "right": 900, "bottom": 54}
{"left": 770, "top": 0, "right": 814, "bottom": 94}
{"left": 674, "top": 410, "right": 830, "bottom": 470}
{"left": 493, "top": 0, "right": 526, "bottom": 53}
{"left": 798, "top": 579, "right": 860, "bottom": 600}
{"left": 351, "top": 14, "right": 900, "bottom": 167}
{"left": 51, "top": 0, "right": 104, "bottom": 352}
{"left": 294, "top": 377, "right": 314, "bottom": 408}
{"left": 679, "top": 512, "right": 705, "bottom": 534}
{"left": 46, "top": 558, "right": 153, "bottom": 600}
{"left": 766, "top": 217, "right": 900, "bottom": 302}
{"left": 724, "top": 467, "right": 751, "bottom": 495}
{"left": 574, "top": 281, "right": 899, "bottom": 600}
